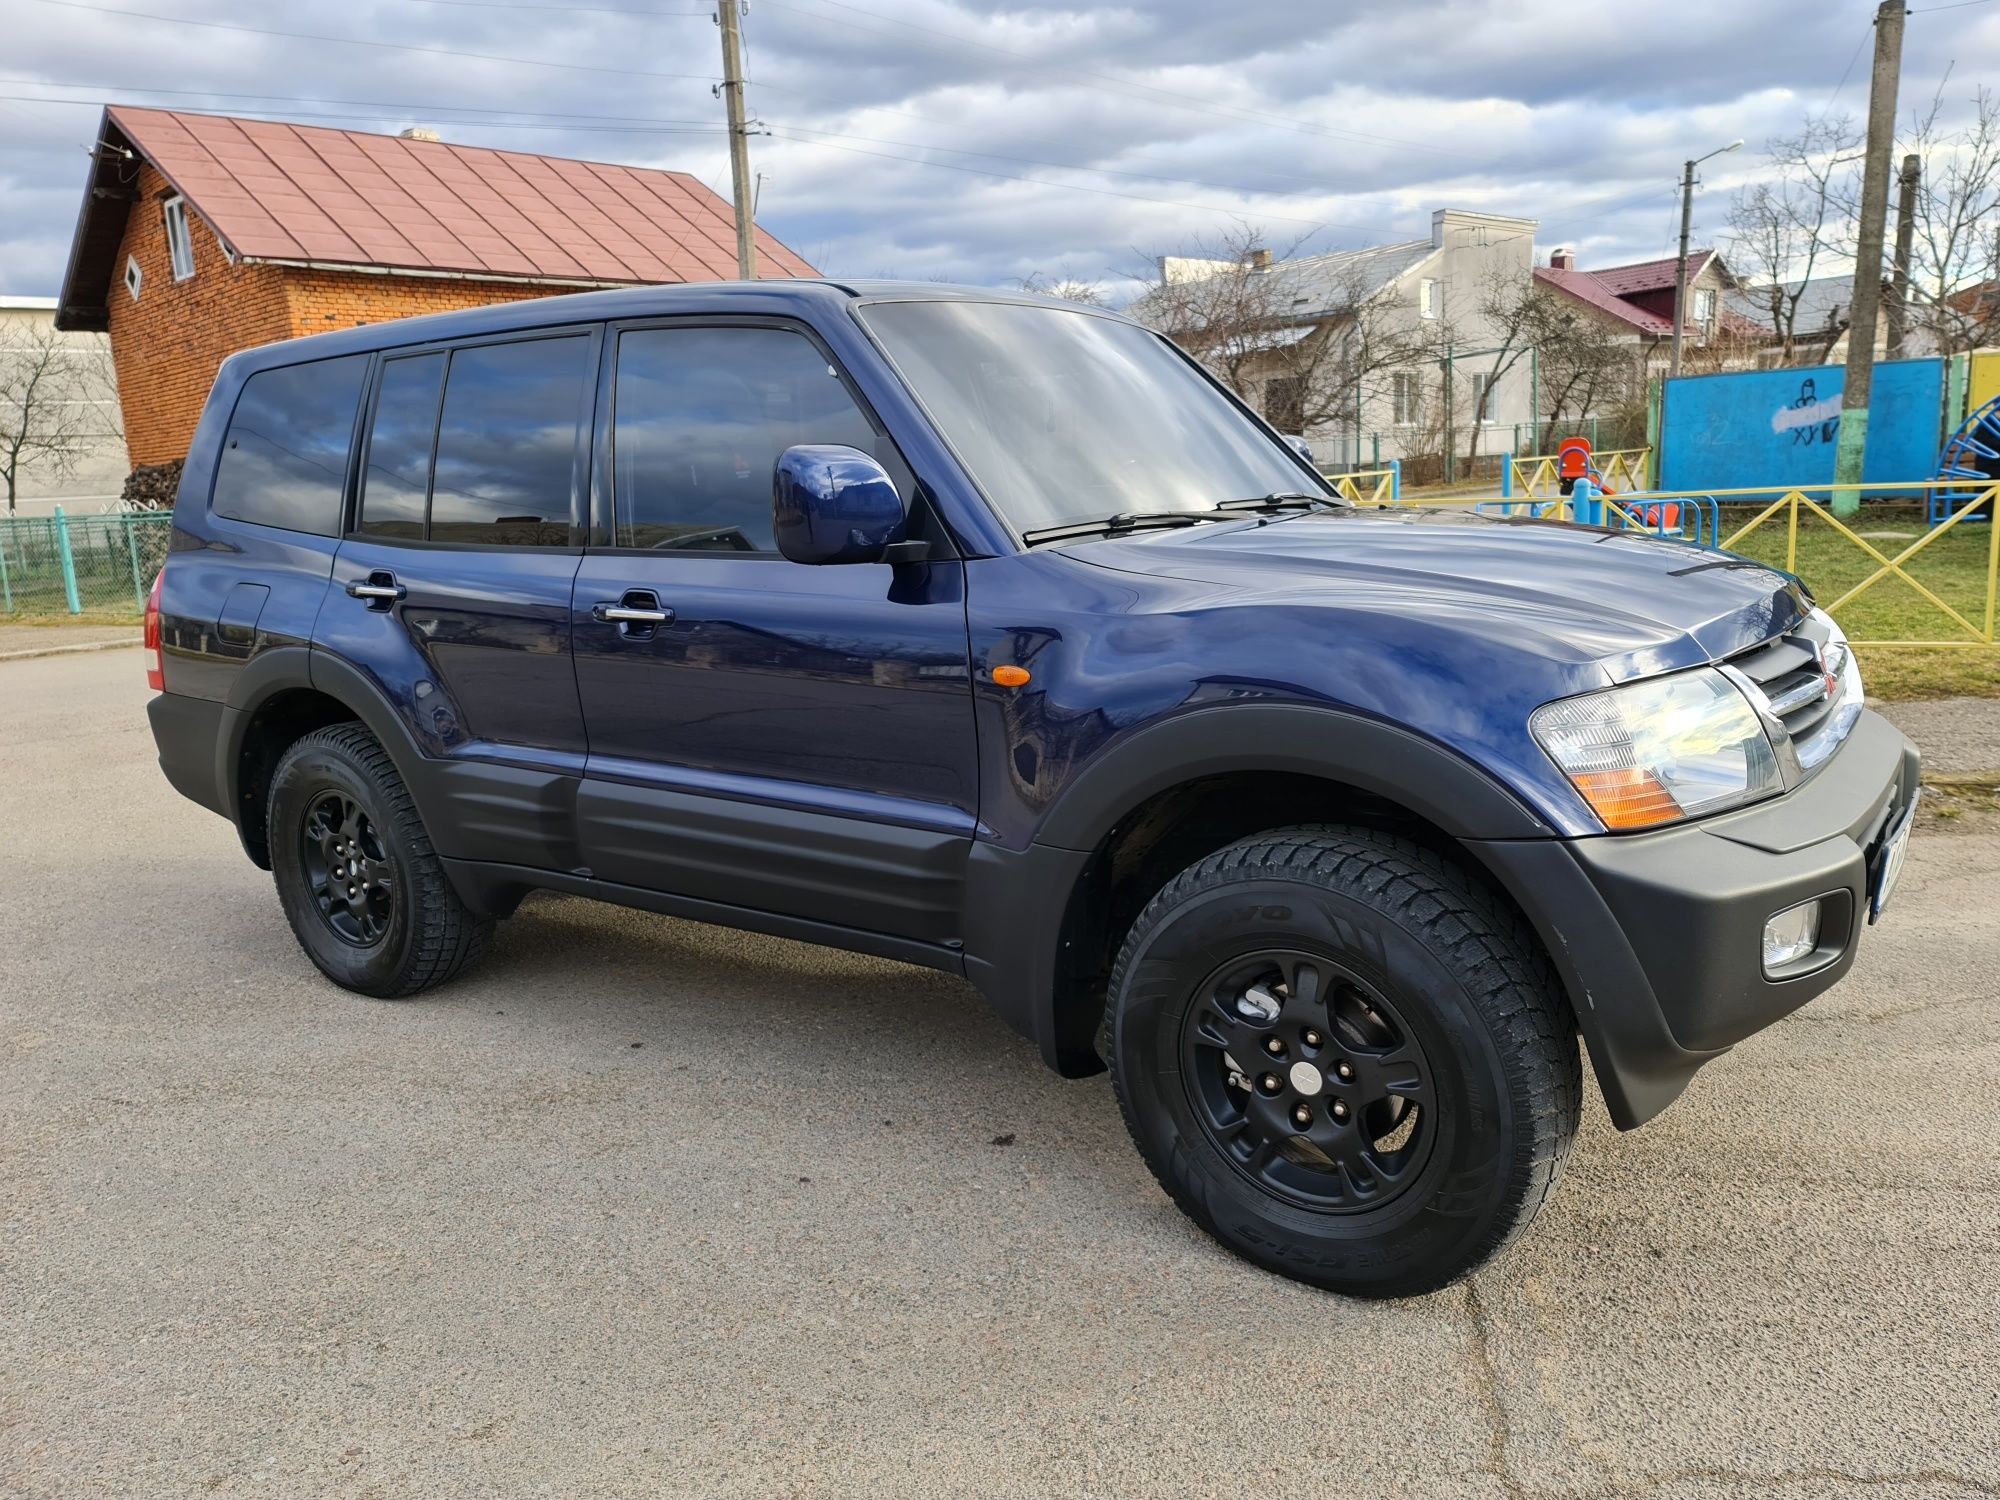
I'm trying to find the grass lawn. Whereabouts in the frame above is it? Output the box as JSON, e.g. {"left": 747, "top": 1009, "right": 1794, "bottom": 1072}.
{"left": 1, "top": 609, "right": 146, "bottom": 627}
{"left": 7, "top": 503, "right": 1994, "bottom": 700}
{"left": 1717, "top": 502, "right": 1999, "bottom": 701}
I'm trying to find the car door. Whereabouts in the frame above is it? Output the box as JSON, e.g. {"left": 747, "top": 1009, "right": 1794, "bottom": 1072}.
{"left": 570, "top": 319, "right": 978, "bottom": 946}
{"left": 321, "top": 329, "right": 597, "bottom": 872}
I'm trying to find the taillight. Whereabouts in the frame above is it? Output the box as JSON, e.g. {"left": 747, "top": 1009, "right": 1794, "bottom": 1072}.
{"left": 144, "top": 569, "right": 165, "bottom": 691}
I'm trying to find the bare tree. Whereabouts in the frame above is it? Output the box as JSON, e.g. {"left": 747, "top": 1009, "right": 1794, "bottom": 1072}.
{"left": 1463, "top": 270, "right": 1639, "bottom": 459}
{"left": 1903, "top": 78, "right": 2000, "bottom": 355}
{"left": 1014, "top": 271, "right": 1108, "bottom": 306}
{"left": 1130, "top": 225, "right": 1450, "bottom": 444}
{"left": 1, "top": 322, "right": 116, "bottom": 515}
{"left": 1726, "top": 115, "right": 1864, "bottom": 364}
{"left": 1536, "top": 306, "right": 1630, "bottom": 428}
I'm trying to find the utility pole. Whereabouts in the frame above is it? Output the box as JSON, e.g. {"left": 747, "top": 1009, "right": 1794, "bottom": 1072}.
{"left": 715, "top": 0, "right": 757, "bottom": 279}
{"left": 1887, "top": 152, "right": 1920, "bottom": 359}
{"left": 1671, "top": 159, "right": 1696, "bottom": 382}
{"left": 1671, "top": 138, "right": 1743, "bottom": 381}
{"left": 1833, "top": 0, "right": 1905, "bottom": 514}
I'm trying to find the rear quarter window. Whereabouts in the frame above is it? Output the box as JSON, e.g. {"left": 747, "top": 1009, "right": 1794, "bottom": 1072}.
{"left": 209, "top": 354, "right": 369, "bottom": 535}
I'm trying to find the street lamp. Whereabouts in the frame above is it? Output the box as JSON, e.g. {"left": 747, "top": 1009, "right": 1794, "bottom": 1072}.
{"left": 1670, "top": 138, "right": 1744, "bottom": 380}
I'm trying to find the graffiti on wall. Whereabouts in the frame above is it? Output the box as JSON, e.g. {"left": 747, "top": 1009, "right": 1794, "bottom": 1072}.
{"left": 1772, "top": 378, "right": 1843, "bottom": 448}
{"left": 1660, "top": 358, "right": 1946, "bottom": 491}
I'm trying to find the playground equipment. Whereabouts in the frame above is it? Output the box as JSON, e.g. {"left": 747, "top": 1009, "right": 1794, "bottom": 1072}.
{"left": 1934, "top": 390, "right": 2000, "bottom": 525}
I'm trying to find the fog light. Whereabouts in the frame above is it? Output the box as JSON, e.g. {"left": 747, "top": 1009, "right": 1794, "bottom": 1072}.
{"left": 1762, "top": 900, "right": 1823, "bottom": 974}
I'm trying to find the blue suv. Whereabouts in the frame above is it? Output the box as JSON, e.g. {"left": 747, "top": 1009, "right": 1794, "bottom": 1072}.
{"left": 146, "top": 281, "right": 1920, "bottom": 1295}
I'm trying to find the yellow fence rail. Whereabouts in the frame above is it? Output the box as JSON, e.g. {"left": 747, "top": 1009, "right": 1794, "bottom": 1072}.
{"left": 1366, "top": 480, "right": 2000, "bottom": 649}
{"left": 1506, "top": 446, "right": 1651, "bottom": 499}
{"left": 1320, "top": 463, "right": 1400, "bottom": 503}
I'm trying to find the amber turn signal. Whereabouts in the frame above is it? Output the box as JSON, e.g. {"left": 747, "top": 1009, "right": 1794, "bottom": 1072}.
{"left": 991, "top": 665, "right": 1031, "bottom": 688}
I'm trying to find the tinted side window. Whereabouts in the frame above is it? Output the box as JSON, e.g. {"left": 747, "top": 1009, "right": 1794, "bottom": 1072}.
{"left": 429, "top": 335, "right": 592, "bottom": 546}
{"left": 612, "top": 326, "right": 899, "bottom": 551}
{"left": 211, "top": 354, "right": 368, "bottom": 535}
{"left": 358, "top": 353, "right": 445, "bottom": 540}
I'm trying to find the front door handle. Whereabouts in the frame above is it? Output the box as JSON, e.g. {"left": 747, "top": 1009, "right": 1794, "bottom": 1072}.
{"left": 346, "top": 571, "right": 405, "bottom": 609}
{"left": 594, "top": 604, "right": 672, "bottom": 624}
{"left": 593, "top": 591, "right": 673, "bottom": 636}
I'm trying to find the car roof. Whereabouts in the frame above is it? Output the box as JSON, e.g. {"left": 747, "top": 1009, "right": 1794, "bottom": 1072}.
{"left": 220, "top": 278, "right": 1128, "bottom": 376}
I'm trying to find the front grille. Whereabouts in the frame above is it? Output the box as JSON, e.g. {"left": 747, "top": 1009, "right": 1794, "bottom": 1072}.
{"left": 1727, "top": 616, "right": 1858, "bottom": 771}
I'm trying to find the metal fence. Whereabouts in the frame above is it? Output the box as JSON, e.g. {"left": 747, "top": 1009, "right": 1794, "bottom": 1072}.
{"left": 0, "top": 509, "right": 174, "bottom": 617}
{"left": 1371, "top": 480, "right": 2000, "bottom": 648}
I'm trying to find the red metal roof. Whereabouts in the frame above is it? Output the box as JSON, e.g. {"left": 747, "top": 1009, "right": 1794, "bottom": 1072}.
{"left": 104, "top": 105, "right": 817, "bottom": 285}
{"left": 1588, "top": 250, "right": 1711, "bottom": 296}
{"left": 1533, "top": 265, "right": 1676, "bottom": 334}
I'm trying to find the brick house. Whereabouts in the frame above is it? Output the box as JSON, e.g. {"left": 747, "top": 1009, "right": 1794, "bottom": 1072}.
{"left": 53, "top": 106, "right": 818, "bottom": 473}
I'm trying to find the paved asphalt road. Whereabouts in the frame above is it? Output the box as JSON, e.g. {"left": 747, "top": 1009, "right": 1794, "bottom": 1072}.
{"left": 5, "top": 650, "right": 1998, "bottom": 1499}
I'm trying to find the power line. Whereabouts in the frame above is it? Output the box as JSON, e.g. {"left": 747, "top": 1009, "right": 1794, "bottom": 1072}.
{"left": 0, "top": 73, "right": 1420, "bottom": 229}
{"left": 762, "top": 128, "right": 1361, "bottom": 230}
{"left": 760, "top": 0, "right": 1495, "bottom": 163}
{"left": 1818, "top": 21, "right": 1871, "bottom": 118}
{"left": 0, "top": 78, "right": 717, "bottom": 125}
{"left": 0, "top": 92, "right": 728, "bottom": 134}
{"left": 27, "top": 0, "right": 722, "bottom": 83}
{"left": 403, "top": 0, "right": 707, "bottom": 11}
{"left": 766, "top": 122, "right": 1411, "bottom": 228}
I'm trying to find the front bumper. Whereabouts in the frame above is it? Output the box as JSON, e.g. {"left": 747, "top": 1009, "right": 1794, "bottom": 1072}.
{"left": 1473, "top": 710, "right": 1921, "bottom": 1128}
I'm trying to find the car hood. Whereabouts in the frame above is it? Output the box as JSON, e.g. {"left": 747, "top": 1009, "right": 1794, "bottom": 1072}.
{"left": 1059, "top": 505, "right": 1808, "bottom": 682}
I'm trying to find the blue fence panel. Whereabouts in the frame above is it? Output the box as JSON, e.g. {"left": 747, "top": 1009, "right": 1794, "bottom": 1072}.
{"left": 1658, "top": 358, "right": 1945, "bottom": 493}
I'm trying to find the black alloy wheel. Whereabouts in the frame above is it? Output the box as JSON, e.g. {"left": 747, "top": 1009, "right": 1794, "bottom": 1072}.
{"left": 268, "top": 722, "right": 492, "bottom": 998}
{"left": 1182, "top": 948, "right": 1433, "bottom": 1213}
{"left": 300, "top": 790, "right": 395, "bottom": 947}
{"left": 1106, "top": 824, "right": 1581, "bottom": 1298}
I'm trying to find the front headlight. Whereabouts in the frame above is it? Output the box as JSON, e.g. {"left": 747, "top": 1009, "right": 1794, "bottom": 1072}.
{"left": 1531, "top": 668, "right": 1782, "bottom": 830}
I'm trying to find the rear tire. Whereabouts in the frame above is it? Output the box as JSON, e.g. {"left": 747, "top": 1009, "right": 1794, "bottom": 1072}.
{"left": 268, "top": 723, "right": 492, "bottom": 997}
{"left": 1106, "top": 824, "right": 1579, "bottom": 1297}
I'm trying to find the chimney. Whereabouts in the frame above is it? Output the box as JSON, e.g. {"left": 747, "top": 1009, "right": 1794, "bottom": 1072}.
{"left": 1550, "top": 247, "right": 1574, "bottom": 271}
{"left": 398, "top": 126, "right": 442, "bottom": 143}
{"left": 1244, "top": 247, "right": 1272, "bottom": 272}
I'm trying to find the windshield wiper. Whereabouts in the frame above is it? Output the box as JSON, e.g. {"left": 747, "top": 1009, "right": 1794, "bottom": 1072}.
{"left": 1020, "top": 510, "right": 1218, "bottom": 546}
{"left": 1211, "top": 491, "right": 1340, "bottom": 513}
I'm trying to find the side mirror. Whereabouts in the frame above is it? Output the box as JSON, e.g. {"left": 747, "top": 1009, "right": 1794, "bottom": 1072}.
{"left": 773, "top": 444, "right": 908, "bottom": 565}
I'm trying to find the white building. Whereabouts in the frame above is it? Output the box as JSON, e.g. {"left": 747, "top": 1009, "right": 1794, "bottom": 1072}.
{"left": 1, "top": 294, "right": 128, "bottom": 516}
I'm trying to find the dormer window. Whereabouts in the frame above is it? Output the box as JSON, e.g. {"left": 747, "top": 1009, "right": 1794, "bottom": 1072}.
{"left": 163, "top": 196, "right": 195, "bottom": 281}
{"left": 124, "top": 255, "right": 143, "bottom": 301}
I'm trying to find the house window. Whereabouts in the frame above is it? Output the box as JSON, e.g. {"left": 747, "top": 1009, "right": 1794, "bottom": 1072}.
{"left": 163, "top": 197, "right": 195, "bottom": 282}
{"left": 124, "top": 256, "right": 143, "bottom": 302}
{"left": 1392, "top": 372, "right": 1419, "bottom": 426}
{"left": 1692, "top": 288, "right": 1716, "bottom": 335}
{"left": 1419, "top": 278, "right": 1440, "bottom": 320}
{"left": 1471, "top": 372, "right": 1497, "bottom": 424}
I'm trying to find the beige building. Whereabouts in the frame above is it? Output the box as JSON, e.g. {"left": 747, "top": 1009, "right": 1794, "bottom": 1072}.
{"left": 0, "top": 294, "right": 128, "bottom": 516}
{"left": 1137, "top": 209, "right": 1543, "bottom": 469}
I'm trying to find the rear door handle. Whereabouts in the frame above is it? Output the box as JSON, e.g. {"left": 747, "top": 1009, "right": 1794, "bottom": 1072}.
{"left": 346, "top": 571, "right": 405, "bottom": 609}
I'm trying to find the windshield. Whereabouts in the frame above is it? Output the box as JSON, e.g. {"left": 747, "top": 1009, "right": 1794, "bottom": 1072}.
{"left": 858, "top": 299, "right": 1323, "bottom": 535}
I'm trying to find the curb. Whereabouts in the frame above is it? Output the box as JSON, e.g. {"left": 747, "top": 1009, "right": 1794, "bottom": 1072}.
{"left": 0, "top": 638, "right": 142, "bottom": 663}
{"left": 1927, "top": 772, "right": 2000, "bottom": 793}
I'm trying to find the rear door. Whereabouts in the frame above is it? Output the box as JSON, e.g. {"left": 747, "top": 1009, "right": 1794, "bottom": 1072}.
{"left": 320, "top": 328, "right": 598, "bottom": 872}
{"left": 569, "top": 319, "right": 978, "bottom": 944}
{"left": 162, "top": 351, "right": 371, "bottom": 704}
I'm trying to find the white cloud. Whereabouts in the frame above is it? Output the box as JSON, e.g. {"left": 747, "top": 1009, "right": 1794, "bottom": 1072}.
{"left": 1, "top": 0, "right": 1993, "bottom": 297}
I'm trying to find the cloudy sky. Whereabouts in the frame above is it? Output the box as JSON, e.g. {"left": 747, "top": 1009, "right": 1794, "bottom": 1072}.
{"left": 1, "top": 0, "right": 1994, "bottom": 300}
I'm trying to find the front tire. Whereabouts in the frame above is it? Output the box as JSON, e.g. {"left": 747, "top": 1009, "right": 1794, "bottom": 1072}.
{"left": 1106, "top": 825, "right": 1579, "bottom": 1297}
{"left": 268, "top": 723, "right": 492, "bottom": 998}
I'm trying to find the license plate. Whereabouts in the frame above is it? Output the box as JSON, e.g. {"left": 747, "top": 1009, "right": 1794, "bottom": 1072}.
{"left": 1870, "top": 800, "right": 1916, "bottom": 922}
